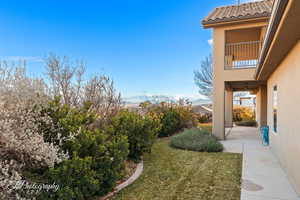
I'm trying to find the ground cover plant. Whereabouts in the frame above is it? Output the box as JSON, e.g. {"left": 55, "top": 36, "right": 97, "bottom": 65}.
{"left": 235, "top": 120, "right": 257, "bottom": 127}
{"left": 170, "top": 128, "right": 223, "bottom": 152}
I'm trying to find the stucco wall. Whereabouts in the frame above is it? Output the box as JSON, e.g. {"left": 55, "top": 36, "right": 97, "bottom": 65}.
{"left": 267, "top": 40, "right": 300, "bottom": 195}
{"left": 225, "top": 27, "right": 261, "bottom": 43}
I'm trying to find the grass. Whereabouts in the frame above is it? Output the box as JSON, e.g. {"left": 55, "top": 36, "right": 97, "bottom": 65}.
{"left": 170, "top": 128, "right": 223, "bottom": 152}
{"left": 112, "top": 138, "right": 242, "bottom": 200}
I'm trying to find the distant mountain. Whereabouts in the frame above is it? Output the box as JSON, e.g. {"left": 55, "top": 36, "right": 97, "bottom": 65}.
{"left": 123, "top": 94, "right": 211, "bottom": 107}
{"left": 191, "top": 98, "right": 212, "bottom": 105}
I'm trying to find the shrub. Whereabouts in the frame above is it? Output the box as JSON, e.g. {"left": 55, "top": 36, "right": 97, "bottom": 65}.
{"left": 233, "top": 106, "right": 255, "bottom": 122}
{"left": 159, "top": 109, "right": 181, "bottom": 137}
{"left": 197, "top": 113, "right": 212, "bottom": 123}
{"left": 174, "top": 104, "right": 198, "bottom": 129}
{"left": 235, "top": 120, "right": 257, "bottom": 127}
{"left": 41, "top": 155, "right": 98, "bottom": 200}
{"left": 170, "top": 128, "right": 223, "bottom": 152}
{"left": 111, "top": 110, "right": 161, "bottom": 162}
{"left": 41, "top": 128, "right": 129, "bottom": 199}
{"left": 140, "top": 101, "right": 198, "bottom": 137}
{"left": 22, "top": 99, "right": 130, "bottom": 200}
{"left": 37, "top": 97, "right": 96, "bottom": 151}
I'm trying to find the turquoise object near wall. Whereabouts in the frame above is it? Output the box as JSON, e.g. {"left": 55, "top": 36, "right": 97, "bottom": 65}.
{"left": 260, "top": 126, "right": 269, "bottom": 146}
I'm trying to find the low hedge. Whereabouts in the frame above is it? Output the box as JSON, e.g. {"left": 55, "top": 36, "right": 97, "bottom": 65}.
{"left": 235, "top": 120, "right": 257, "bottom": 127}
{"left": 170, "top": 128, "right": 223, "bottom": 152}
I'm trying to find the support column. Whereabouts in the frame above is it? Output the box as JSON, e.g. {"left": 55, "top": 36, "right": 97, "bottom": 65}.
{"left": 256, "top": 85, "right": 267, "bottom": 127}
{"left": 225, "top": 88, "right": 233, "bottom": 128}
{"left": 260, "top": 85, "right": 268, "bottom": 127}
{"left": 212, "top": 82, "right": 225, "bottom": 140}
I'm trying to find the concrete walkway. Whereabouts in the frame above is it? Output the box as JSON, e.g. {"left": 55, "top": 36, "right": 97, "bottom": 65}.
{"left": 222, "top": 126, "right": 300, "bottom": 200}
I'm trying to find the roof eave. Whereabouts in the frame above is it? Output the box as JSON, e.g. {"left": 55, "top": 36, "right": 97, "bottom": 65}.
{"left": 202, "top": 15, "right": 270, "bottom": 29}
{"left": 255, "top": 0, "right": 290, "bottom": 80}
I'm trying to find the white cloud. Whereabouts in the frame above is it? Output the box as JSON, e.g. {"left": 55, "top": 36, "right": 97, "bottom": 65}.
{"left": 208, "top": 39, "right": 213, "bottom": 46}
{"left": 0, "top": 56, "right": 43, "bottom": 63}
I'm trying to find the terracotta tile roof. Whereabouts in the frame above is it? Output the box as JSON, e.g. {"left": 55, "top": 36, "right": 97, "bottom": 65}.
{"left": 202, "top": 0, "right": 274, "bottom": 27}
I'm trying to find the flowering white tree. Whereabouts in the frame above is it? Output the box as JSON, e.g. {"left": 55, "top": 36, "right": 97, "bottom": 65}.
{"left": 0, "top": 103, "right": 69, "bottom": 199}
{"left": 0, "top": 61, "right": 68, "bottom": 199}
{"left": 0, "top": 61, "right": 49, "bottom": 108}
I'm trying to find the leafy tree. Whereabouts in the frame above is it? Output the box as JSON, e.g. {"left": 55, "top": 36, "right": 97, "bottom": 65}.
{"left": 194, "top": 55, "right": 213, "bottom": 99}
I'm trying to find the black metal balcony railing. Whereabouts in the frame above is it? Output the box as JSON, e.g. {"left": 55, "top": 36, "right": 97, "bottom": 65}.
{"left": 225, "top": 41, "right": 262, "bottom": 69}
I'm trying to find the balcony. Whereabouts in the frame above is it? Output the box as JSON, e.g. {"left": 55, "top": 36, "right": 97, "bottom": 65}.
{"left": 225, "top": 41, "right": 262, "bottom": 69}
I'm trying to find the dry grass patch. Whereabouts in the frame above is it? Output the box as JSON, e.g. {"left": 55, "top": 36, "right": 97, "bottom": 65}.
{"left": 199, "top": 123, "right": 212, "bottom": 133}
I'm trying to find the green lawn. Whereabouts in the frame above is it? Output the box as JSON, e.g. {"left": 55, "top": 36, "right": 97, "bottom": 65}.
{"left": 112, "top": 138, "right": 242, "bottom": 200}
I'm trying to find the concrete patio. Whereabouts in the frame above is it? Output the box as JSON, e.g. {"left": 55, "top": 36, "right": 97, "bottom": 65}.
{"left": 222, "top": 126, "right": 300, "bottom": 200}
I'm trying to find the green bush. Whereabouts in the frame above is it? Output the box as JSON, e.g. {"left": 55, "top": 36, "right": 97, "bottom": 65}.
{"left": 40, "top": 155, "right": 99, "bottom": 200}
{"left": 40, "top": 129, "right": 129, "bottom": 199}
{"left": 111, "top": 110, "right": 161, "bottom": 162}
{"left": 170, "top": 128, "right": 223, "bottom": 152}
{"left": 36, "top": 97, "right": 96, "bottom": 151}
{"left": 235, "top": 120, "right": 257, "bottom": 127}
{"left": 159, "top": 109, "right": 181, "bottom": 137}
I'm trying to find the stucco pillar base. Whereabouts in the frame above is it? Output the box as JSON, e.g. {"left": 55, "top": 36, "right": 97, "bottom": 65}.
{"left": 212, "top": 82, "right": 225, "bottom": 140}
{"left": 225, "top": 89, "right": 233, "bottom": 128}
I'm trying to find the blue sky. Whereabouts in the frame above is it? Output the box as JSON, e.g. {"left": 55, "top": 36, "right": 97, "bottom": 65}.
{"left": 0, "top": 0, "right": 251, "bottom": 99}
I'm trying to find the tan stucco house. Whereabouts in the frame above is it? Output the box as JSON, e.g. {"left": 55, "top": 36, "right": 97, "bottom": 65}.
{"left": 203, "top": 0, "right": 300, "bottom": 195}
